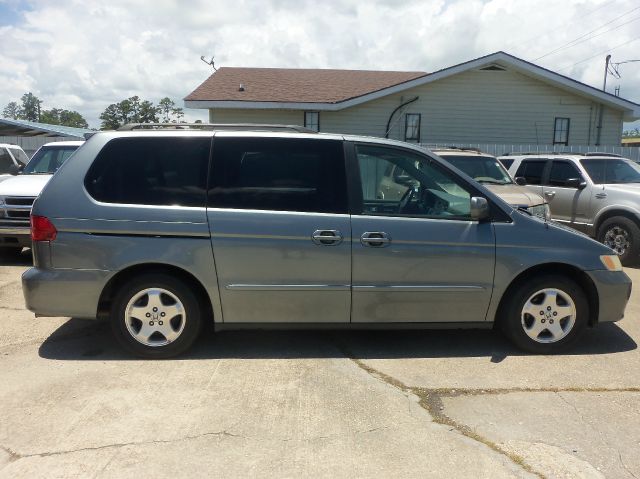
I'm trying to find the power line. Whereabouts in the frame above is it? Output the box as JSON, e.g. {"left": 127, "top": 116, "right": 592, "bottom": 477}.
{"left": 533, "top": 5, "right": 640, "bottom": 61}
{"left": 556, "top": 36, "right": 640, "bottom": 71}
{"left": 509, "top": 0, "right": 619, "bottom": 52}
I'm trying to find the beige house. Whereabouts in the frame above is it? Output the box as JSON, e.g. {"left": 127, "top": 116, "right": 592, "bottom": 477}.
{"left": 185, "top": 52, "right": 640, "bottom": 147}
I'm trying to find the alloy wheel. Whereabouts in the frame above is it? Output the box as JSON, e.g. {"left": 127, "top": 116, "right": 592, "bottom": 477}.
{"left": 520, "top": 288, "right": 576, "bottom": 344}
{"left": 124, "top": 288, "right": 186, "bottom": 347}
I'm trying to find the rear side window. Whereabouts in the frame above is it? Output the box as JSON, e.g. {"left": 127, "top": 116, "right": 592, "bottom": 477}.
{"left": 209, "top": 137, "right": 347, "bottom": 214}
{"left": 0, "top": 148, "right": 13, "bottom": 172}
{"left": 515, "top": 160, "right": 546, "bottom": 185}
{"left": 85, "top": 137, "right": 211, "bottom": 207}
{"left": 499, "top": 158, "right": 513, "bottom": 170}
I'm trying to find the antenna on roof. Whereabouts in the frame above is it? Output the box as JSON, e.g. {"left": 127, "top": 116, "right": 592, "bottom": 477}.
{"left": 200, "top": 55, "right": 218, "bottom": 71}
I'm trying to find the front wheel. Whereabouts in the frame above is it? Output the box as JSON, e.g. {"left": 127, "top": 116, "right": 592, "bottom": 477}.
{"left": 597, "top": 216, "right": 640, "bottom": 266}
{"left": 110, "top": 274, "right": 202, "bottom": 358}
{"left": 499, "top": 275, "right": 588, "bottom": 354}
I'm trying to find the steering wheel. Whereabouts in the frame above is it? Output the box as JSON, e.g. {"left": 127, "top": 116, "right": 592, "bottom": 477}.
{"left": 398, "top": 186, "right": 416, "bottom": 213}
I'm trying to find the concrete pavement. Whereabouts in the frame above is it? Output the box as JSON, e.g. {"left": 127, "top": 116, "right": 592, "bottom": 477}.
{"left": 0, "top": 250, "right": 638, "bottom": 478}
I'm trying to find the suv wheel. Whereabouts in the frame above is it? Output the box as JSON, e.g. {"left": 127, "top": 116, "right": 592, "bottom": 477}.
{"left": 500, "top": 275, "right": 588, "bottom": 354}
{"left": 597, "top": 216, "right": 640, "bottom": 266}
{"left": 110, "top": 274, "right": 202, "bottom": 358}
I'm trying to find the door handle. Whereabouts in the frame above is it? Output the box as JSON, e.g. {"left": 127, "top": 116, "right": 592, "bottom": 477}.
{"left": 361, "top": 232, "right": 391, "bottom": 247}
{"left": 544, "top": 191, "right": 556, "bottom": 199}
{"left": 595, "top": 193, "right": 607, "bottom": 199}
{"left": 312, "top": 230, "right": 343, "bottom": 246}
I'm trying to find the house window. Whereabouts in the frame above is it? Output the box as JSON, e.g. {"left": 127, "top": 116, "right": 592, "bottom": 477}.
{"left": 304, "top": 111, "right": 319, "bottom": 132}
{"left": 553, "top": 117, "right": 570, "bottom": 145}
{"left": 405, "top": 113, "right": 421, "bottom": 143}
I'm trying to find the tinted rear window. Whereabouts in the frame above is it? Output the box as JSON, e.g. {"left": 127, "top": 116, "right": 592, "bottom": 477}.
{"left": 209, "top": 137, "right": 347, "bottom": 214}
{"left": 85, "top": 137, "right": 211, "bottom": 207}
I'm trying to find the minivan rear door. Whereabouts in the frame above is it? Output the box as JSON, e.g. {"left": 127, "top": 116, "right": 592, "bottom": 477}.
{"left": 349, "top": 143, "right": 496, "bottom": 323}
{"left": 207, "top": 134, "right": 351, "bottom": 323}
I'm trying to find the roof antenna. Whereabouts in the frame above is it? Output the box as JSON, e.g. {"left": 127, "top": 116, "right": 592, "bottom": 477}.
{"left": 200, "top": 55, "right": 218, "bottom": 71}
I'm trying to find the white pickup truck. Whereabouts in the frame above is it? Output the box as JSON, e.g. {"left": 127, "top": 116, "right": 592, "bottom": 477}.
{"left": 0, "top": 141, "right": 83, "bottom": 254}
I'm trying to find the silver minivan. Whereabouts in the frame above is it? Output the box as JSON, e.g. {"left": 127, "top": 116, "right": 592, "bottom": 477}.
{"left": 22, "top": 125, "right": 632, "bottom": 358}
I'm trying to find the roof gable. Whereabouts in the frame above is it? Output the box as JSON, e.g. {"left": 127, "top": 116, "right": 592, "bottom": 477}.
{"left": 185, "top": 52, "right": 640, "bottom": 121}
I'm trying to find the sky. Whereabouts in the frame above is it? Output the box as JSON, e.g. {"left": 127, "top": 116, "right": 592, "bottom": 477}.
{"left": 0, "top": 0, "right": 639, "bottom": 131}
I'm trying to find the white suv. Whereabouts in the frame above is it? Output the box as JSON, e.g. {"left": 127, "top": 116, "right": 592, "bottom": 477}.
{"left": 500, "top": 152, "right": 640, "bottom": 265}
{"left": 0, "top": 141, "right": 83, "bottom": 254}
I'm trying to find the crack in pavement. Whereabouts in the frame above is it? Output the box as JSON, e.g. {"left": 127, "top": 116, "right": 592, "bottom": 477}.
{"left": 0, "top": 430, "right": 243, "bottom": 461}
{"left": 333, "top": 341, "right": 545, "bottom": 479}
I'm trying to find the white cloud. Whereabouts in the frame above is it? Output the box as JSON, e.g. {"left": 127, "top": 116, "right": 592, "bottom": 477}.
{"left": 0, "top": 0, "right": 639, "bottom": 129}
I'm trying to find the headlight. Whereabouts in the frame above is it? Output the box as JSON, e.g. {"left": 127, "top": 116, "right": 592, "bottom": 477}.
{"left": 528, "top": 204, "right": 549, "bottom": 220}
{"left": 600, "top": 255, "right": 623, "bottom": 272}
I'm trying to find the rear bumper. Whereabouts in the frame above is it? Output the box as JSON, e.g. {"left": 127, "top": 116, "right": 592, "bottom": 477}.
{"left": 587, "top": 270, "right": 632, "bottom": 323}
{"left": 22, "top": 267, "right": 110, "bottom": 319}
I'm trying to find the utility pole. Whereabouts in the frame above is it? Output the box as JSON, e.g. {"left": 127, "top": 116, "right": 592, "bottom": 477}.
{"left": 595, "top": 54, "right": 611, "bottom": 146}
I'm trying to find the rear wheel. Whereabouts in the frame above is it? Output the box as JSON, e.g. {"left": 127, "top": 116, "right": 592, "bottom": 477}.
{"left": 597, "top": 216, "right": 640, "bottom": 266}
{"left": 110, "top": 274, "right": 202, "bottom": 358}
{"left": 500, "top": 275, "right": 588, "bottom": 354}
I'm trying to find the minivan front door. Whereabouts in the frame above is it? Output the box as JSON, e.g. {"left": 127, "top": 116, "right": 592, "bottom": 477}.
{"left": 350, "top": 144, "right": 496, "bottom": 323}
{"left": 207, "top": 135, "right": 351, "bottom": 323}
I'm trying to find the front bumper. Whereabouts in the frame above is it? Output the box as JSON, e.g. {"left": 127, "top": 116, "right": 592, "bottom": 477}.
{"left": 0, "top": 226, "right": 30, "bottom": 247}
{"left": 22, "top": 267, "right": 110, "bottom": 319}
{"left": 587, "top": 270, "right": 632, "bottom": 323}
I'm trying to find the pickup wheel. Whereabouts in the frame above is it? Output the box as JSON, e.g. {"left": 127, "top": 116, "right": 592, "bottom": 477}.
{"left": 597, "top": 216, "right": 640, "bottom": 266}
{"left": 499, "top": 275, "right": 588, "bottom": 354}
{"left": 110, "top": 274, "right": 202, "bottom": 359}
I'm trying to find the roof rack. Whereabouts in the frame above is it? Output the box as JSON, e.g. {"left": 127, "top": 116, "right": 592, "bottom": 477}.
{"left": 429, "top": 145, "right": 484, "bottom": 153}
{"left": 584, "top": 152, "right": 623, "bottom": 157}
{"left": 117, "top": 123, "right": 317, "bottom": 133}
{"left": 502, "top": 152, "right": 570, "bottom": 156}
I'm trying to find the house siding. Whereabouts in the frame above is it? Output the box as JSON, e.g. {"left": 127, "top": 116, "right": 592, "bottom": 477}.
{"left": 208, "top": 68, "right": 625, "bottom": 146}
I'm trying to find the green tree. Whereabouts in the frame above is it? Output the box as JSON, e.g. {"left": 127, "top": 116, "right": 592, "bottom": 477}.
{"left": 2, "top": 101, "right": 21, "bottom": 119}
{"left": 99, "top": 96, "right": 160, "bottom": 130}
{"left": 20, "top": 92, "right": 42, "bottom": 121}
{"left": 158, "top": 97, "right": 184, "bottom": 123}
{"left": 40, "top": 108, "right": 89, "bottom": 128}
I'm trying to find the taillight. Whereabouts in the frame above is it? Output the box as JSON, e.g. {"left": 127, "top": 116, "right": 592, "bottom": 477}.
{"left": 31, "top": 215, "right": 57, "bottom": 241}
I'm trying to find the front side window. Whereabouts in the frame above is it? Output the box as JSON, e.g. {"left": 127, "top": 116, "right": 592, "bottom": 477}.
{"left": 85, "top": 137, "right": 210, "bottom": 207}
{"left": 515, "top": 160, "right": 547, "bottom": 185}
{"left": 357, "top": 144, "right": 472, "bottom": 219}
{"left": 580, "top": 158, "right": 640, "bottom": 184}
{"left": 548, "top": 161, "right": 583, "bottom": 187}
{"left": 9, "top": 148, "right": 29, "bottom": 165}
{"left": 304, "top": 111, "right": 320, "bottom": 132}
{"left": 209, "top": 138, "right": 347, "bottom": 214}
{"left": 23, "top": 146, "right": 78, "bottom": 174}
{"left": 405, "top": 113, "right": 421, "bottom": 142}
{"left": 553, "top": 118, "right": 570, "bottom": 145}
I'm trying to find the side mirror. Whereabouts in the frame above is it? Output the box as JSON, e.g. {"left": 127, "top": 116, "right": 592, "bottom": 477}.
{"left": 470, "top": 196, "right": 490, "bottom": 221}
{"left": 8, "top": 163, "right": 21, "bottom": 175}
{"left": 514, "top": 176, "right": 527, "bottom": 186}
{"left": 565, "top": 178, "right": 587, "bottom": 189}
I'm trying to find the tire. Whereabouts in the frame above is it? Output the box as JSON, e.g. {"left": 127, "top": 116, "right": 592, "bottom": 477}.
{"left": 597, "top": 216, "right": 640, "bottom": 267}
{"left": 0, "top": 246, "right": 23, "bottom": 258}
{"left": 499, "top": 275, "right": 588, "bottom": 354}
{"left": 110, "top": 273, "right": 203, "bottom": 359}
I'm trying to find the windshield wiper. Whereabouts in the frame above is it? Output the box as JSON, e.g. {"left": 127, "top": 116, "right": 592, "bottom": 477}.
{"left": 478, "top": 179, "right": 509, "bottom": 185}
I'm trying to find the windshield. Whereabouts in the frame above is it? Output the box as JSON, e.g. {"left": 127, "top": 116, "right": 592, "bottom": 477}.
{"left": 440, "top": 154, "right": 513, "bottom": 185}
{"left": 580, "top": 158, "right": 640, "bottom": 184}
{"left": 22, "top": 145, "right": 79, "bottom": 174}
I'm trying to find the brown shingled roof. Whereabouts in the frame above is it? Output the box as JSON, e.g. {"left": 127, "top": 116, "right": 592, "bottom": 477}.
{"left": 185, "top": 67, "right": 428, "bottom": 104}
